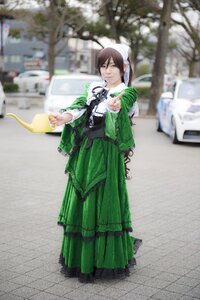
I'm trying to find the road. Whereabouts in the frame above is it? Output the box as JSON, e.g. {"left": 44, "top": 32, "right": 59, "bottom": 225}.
{"left": 0, "top": 102, "right": 200, "bottom": 300}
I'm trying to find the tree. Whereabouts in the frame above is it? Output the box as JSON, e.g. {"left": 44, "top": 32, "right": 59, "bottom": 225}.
{"left": 124, "top": 21, "right": 157, "bottom": 70}
{"left": 77, "top": 0, "right": 161, "bottom": 68}
{"left": 87, "top": 0, "right": 160, "bottom": 37}
{"left": 173, "top": 21, "right": 200, "bottom": 77}
{"left": 172, "top": 0, "right": 200, "bottom": 57}
{"left": 189, "top": 0, "right": 200, "bottom": 11}
{"left": 98, "top": 0, "right": 160, "bottom": 59}
{"left": 25, "top": 0, "right": 162, "bottom": 77}
{"left": 148, "top": 0, "right": 173, "bottom": 115}
{"left": 26, "top": 0, "right": 87, "bottom": 78}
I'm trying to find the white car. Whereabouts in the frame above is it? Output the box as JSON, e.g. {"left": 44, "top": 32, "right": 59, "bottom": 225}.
{"left": 44, "top": 73, "right": 102, "bottom": 133}
{"left": 132, "top": 74, "right": 152, "bottom": 88}
{"left": 14, "top": 70, "right": 49, "bottom": 93}
{"left": 132, "top": 74, "right": 175, "bottom": 92}
{"left": 0, "top": 81, "right": 6, "bottom": 118}
{"left": 156, "top": 78, "right": 200, "bottom": 143}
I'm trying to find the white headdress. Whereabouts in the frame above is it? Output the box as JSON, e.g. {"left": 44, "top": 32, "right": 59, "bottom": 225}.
{"left": 104, "top": 43, "right": 139, "bottom": 116}
{"left": 105, "top": 43, "right": 130, "bottom": 86}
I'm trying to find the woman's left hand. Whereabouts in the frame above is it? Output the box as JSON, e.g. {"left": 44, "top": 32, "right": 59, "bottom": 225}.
{"left": 108, "top": 91, "right": 124, "bottom": 111}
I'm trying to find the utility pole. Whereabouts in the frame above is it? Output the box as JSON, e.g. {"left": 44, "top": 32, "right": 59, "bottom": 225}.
{"left": 0, "top": 1, "right": 5, "bottom": 83}
{"left": 0, "top": 0, "right": 13, "bottom": 83}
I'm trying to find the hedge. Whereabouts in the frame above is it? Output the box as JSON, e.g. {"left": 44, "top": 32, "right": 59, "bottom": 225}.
{"left": 3, "top": 82, "right": 19, "bottom": 93}
{"left": 133, "top": 86, "right": 150, "bottom": 99}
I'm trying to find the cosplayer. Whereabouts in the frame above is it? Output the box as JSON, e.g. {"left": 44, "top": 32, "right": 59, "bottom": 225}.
{"left": 49, "top": 43, "right": 142, "bottom": 283}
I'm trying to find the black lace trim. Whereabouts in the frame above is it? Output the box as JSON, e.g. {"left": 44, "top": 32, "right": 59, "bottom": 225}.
{"left": 58, "top": 219, "right": 132, "bottom": 228}
{"left": 57, "top": 146, "right": 68, "bottom": 157}
{"left": 59, "top": 254, "right": 137, "bottom": 283}
{"left": 58, "top": 219, "right": 132, "bottom": 227}
{"left": 124, "top": 148, "right": 134, "bottom": 180}
{"left": 134, "top": 238, "right": 142, "bottom": 254}
{"left": 62, "top": 228, "right": 133, "bottom": 241}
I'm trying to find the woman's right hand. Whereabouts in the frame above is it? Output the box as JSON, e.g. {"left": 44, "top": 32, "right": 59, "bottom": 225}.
{"left": 48, "top": 113, "right": 73, "bottom": 126}
{"left": 108, "top": 91, "right": 125, "bottom": 111}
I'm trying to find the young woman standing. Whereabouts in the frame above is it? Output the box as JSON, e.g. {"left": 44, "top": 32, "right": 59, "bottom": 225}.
{"left": 49, "top": 43, "right": 142, "bottom": 283}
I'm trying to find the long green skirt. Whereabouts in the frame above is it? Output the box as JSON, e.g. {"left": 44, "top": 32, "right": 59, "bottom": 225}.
{"left": 57, "top": 137, "right": 141, "bottom": 282}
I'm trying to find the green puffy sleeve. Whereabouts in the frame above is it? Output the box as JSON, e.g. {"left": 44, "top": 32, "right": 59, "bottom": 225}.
{"left": 117, "top": 87, "right": 137, "bottom": 151}
{"left": 120, "top": 87, "right": 138, "bottom": 111}
{"left": 105, "top": 87, "right": 137, "bottom": 152}
{"left": 57, "top": 84, "right": 89, "bottom": 155}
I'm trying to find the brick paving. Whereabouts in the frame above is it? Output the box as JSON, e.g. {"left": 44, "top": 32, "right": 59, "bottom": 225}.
{"left": 0, "top": 103, "right": 200, "bottom": 300}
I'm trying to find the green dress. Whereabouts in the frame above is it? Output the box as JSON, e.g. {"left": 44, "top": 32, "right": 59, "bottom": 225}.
{"left": 57, "top": 83, "right": 142, "bottom": 282}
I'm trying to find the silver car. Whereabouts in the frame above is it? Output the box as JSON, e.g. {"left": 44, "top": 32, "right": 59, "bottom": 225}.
{"left": 14, "top": 70, "right": 49, "bottom": 93}
{"left": 0, "top": 81, "right": 6, "bottom": 118}
{"left": 132, "top": 74, "right": 175, "bottom": 92}
{"left": 44, "top": 73, "right": 102, "bottom": 132}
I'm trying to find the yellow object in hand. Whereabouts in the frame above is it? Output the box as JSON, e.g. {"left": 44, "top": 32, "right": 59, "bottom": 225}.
{"left": 6, "top": 113, "right": 56, "bottom": 133}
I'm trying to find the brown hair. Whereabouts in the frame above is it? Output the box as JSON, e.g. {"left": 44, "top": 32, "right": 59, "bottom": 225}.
{"left": 97, "top": 48, "right": 133, "bottom": 86}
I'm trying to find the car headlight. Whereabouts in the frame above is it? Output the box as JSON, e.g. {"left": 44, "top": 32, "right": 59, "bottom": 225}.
{"left": 178, "top": 112, "right": 200, "bottom": 121}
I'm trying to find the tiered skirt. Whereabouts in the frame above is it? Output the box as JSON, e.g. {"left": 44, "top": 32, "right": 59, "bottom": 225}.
{"left": 57, "top": 138, "right": 141, "bottom": 282}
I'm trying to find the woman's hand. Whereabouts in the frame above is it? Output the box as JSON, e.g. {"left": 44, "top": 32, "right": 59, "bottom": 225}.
{"left": 108, "top": 91, "right": 125, "bottom": 111}
{"left": 48, "top": 113, "right": 73, "bottom": 126}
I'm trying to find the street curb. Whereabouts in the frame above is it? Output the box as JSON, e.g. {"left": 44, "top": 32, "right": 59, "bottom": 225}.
{"left": 5, "top": 93, "right": 44, "bottom": 107}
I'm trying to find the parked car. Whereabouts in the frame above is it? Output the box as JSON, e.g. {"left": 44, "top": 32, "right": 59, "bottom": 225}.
{"left": 132, "top": 74, "right": 152, "bottom": 88}
{"left": 132, "top": 74, "right": 175, "bottom": 92}
{"left": 156, "top": 78, "right": 200, "bottom": 144}
{"left": 14, "top": 70, "right": 49, "bottom": 93}
{"left": 44, "top": 73, "right": 102, "bottom": 133}
{"left": 0, "top": 81, "right": 6, "bottom": 118}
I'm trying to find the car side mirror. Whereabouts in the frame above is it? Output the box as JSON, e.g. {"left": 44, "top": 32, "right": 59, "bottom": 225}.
{"left": 161, "top": 92, "right": 173, "bottom": 99}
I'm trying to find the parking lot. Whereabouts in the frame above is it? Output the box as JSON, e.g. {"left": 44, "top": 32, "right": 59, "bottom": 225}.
{"left": 0, "top": 101, "right": 200, "bottom": 300}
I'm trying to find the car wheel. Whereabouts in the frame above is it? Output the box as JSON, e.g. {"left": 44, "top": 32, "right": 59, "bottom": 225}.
{"left": 170, "top": 117, "right": 179, "bottom": 144}
{"left": 156, "top": 115, "right": 162, "bottom": 132}
{"left": 0, "top": 101, "right": 6, "bottom": 118}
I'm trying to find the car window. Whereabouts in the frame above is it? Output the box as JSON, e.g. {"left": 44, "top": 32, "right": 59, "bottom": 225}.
{"left": 134, "top": 76, "right": 151, "bottom": 82}
{"left": 140, "top": 77, "right": 151, "bottom": 82}
{"left": 51, "top": 78, "right": 95, "bottom": 95}
{"left": 177, "top": 81, "right": 200, "bottom": 100}
{"left": 19, "top": 73, "right": 26, "bottom": 78}
{"left": 28, "top": 73, "right": 39, "bottom": 77}
{"left": 19, "top": 71, "right": 48, "bottom": 78}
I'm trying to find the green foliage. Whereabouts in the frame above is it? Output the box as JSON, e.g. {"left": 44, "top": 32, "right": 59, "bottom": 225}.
{"left": 85, "top": 20, "right": 111, "bottom": 38}
{"left": 135, "top": 64, "right": 151, "bottom": 76}
{"left": 134, "top": 86, "right": 150, "bottom": 99}
{"left": 9, "top": 28, "right": 21, "bottom": 39}
{"left": 32, "top": 12, "right": 47, "bottom": 27}
{"left": 3, "top": 82, "right": 19, "bottom": 93}
{"left": 168, "top": 39, "right": 178, "bottom": 51}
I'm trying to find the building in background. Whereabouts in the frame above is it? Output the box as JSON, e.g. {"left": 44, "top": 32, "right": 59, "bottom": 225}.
{"left": 3, "top": 18, "right": 98, "bottom": 82}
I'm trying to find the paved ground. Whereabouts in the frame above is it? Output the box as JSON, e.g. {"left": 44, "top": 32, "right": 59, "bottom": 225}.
{"left": 0, "top": 101, "right": 200, "bottom": 300}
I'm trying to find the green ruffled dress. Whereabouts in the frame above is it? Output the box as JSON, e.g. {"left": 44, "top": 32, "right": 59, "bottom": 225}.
{"left": 57, "top": 83, "right": 142, "bottom": 282}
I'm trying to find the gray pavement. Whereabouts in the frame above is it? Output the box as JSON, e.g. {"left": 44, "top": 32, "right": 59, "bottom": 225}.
{"left": 0, "top": 101, "right": 200, "bottom": 300}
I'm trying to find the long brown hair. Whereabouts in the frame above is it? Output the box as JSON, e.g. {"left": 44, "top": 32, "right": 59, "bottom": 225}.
{"left": 97, "top": 48, "right": 133, "bottom": 86}
{"left": 97, "top": 47, "right": 134, "bottom": 179}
